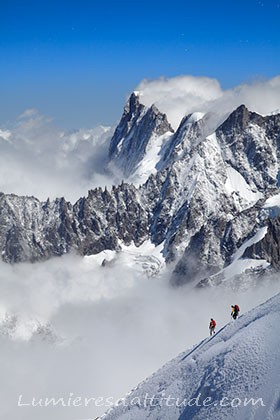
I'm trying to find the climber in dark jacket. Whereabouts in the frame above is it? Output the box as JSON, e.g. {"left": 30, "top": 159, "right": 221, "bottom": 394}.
{"left": 231, "top": 304, "right": 240, "bottom": 320}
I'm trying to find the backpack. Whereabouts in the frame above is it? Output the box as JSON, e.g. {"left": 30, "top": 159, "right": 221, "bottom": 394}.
{"left": 235, "top": 305, "right": 240, "bottom": 312}
{"left": 212, "top": 319, "right": 216, "bottom": 328}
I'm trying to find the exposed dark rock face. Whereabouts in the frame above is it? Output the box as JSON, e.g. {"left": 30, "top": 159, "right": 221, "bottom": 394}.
{"left": 109, "top": 92, "right": 173, "bottom": 178}
{"left": 157, "top": 105, "right": 280, "bottom": 285}
{"left": 74, "top": 183, "right": 149, "bottom": 255}
{"left": 243, "top": 218, "right": 280, "bottom": 269}
{"left": 0, "top": 184, "right": 149, "bottom": 263}
{"left": 171, "top": 225, "right": 222, "bottom": 286}
{"left": 0, "top": 100, "right": 280, "bottom": 289}
{"left": 217, "top": 105, "right": 280, "bottom": 190}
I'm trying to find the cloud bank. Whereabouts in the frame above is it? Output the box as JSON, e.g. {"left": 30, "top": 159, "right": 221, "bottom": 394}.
{"left": 0, "top": 74, "right": 279, "bottom": 420}
{"left": 0, "top": 249, "right": 280, "bottom": 420}
{"left": 0, "top": 75, "right": 279, "bottom": 201}
{"left": 136, "top": 75, "right": 280, "bottom": 129}
{"left": 0, "top": 109, "right": 114, "bottom": 202}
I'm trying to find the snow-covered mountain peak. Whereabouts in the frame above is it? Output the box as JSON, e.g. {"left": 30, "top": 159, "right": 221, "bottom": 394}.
{"left": 218, "top": 104, "right": 250, "bottom": 133}
{"left": 216, "top": 103, "right": 280, "bottom": 137}
{"left": 187, "top": 112, "right": 206, "bottom": 123}
{"left": 123, "top": 91, "right": 143, "bottom": 116}
{"left": 0, "top": 96, "right": 280, "bottom": 290}
{"left": 108, "top": 93, "right": 173, "bottom": 180}
{"left": 216, "top": 106, "right": 280, "bottom": 194}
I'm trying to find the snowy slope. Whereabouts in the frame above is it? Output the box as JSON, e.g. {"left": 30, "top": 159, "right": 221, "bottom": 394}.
{"left": 85, "top": 240, "right": 165, "bottom": 278}
{"left": 128, "top": 131, "right": 173, "bottom": 186}
{"left": 262, "top": 193, "right": 280, "bottom": 218}
{"left": 200, "top": 227, "right": 271, "bottom": 287}
{"left": 225, "top": 165, "right": 263, "bottom": 209}
{"left": 101, "top": 293, "right": 280, "bottom": 420}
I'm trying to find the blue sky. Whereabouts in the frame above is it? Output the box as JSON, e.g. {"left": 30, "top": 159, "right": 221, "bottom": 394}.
{"left": 0, "top": 0, "right": 279, "bottom": 129}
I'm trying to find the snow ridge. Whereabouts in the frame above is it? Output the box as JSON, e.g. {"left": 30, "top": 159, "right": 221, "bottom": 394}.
{"left": 101, "top": 293, "right": 280, "bottom": 420}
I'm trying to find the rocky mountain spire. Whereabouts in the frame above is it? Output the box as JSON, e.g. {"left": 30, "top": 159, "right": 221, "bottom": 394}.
{"left": 1, "top": 102, "right": 280, "bottom": 289}
{"left": 109, "top": 92, "right": 173, "bottom": 178}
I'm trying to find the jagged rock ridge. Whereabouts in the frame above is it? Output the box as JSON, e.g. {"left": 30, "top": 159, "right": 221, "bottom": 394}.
{"left": 109, "top": 92, "right": 173, "bottom": 179}
{"left": 1, "top": 94, "right": 280, "bottom": 287}
{"left": 0, "top": 184, "right": 148, "bottom": 263}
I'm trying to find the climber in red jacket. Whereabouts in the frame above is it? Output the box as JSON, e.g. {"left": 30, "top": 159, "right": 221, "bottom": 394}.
{"left": 209, "top": 318, "right": 216, "bottom": 336}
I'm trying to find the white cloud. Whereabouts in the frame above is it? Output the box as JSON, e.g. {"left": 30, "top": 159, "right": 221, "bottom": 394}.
{"left": 136, "top": 75, "right": 223, "bottom": 130}
{"left": 136, "top": 75, "right": 280, "bottom": 129}
{"left": 0, "top": 74, "right": 279, "bottom": 420}
{"left": 18, "top": 108, "right": 39, "bottom": 119}
{"left": 0, "top": 110, "right": 114, "bottom": 202}
{"left": 0, "top": 250, "right": 279, "bottom": 419}
{"left": 0, "top": 75, "right": 279, "bottom": 202}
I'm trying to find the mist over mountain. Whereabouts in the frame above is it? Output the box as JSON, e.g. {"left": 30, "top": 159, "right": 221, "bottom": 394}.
{"left": 1, "top": 74, "right": 280, "bottom": 420}
{"left": 1, "top": 77, "right": 280, "bottom": 290}
{"left": 101, "top": 292, "right": 280, "bottom": 420}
